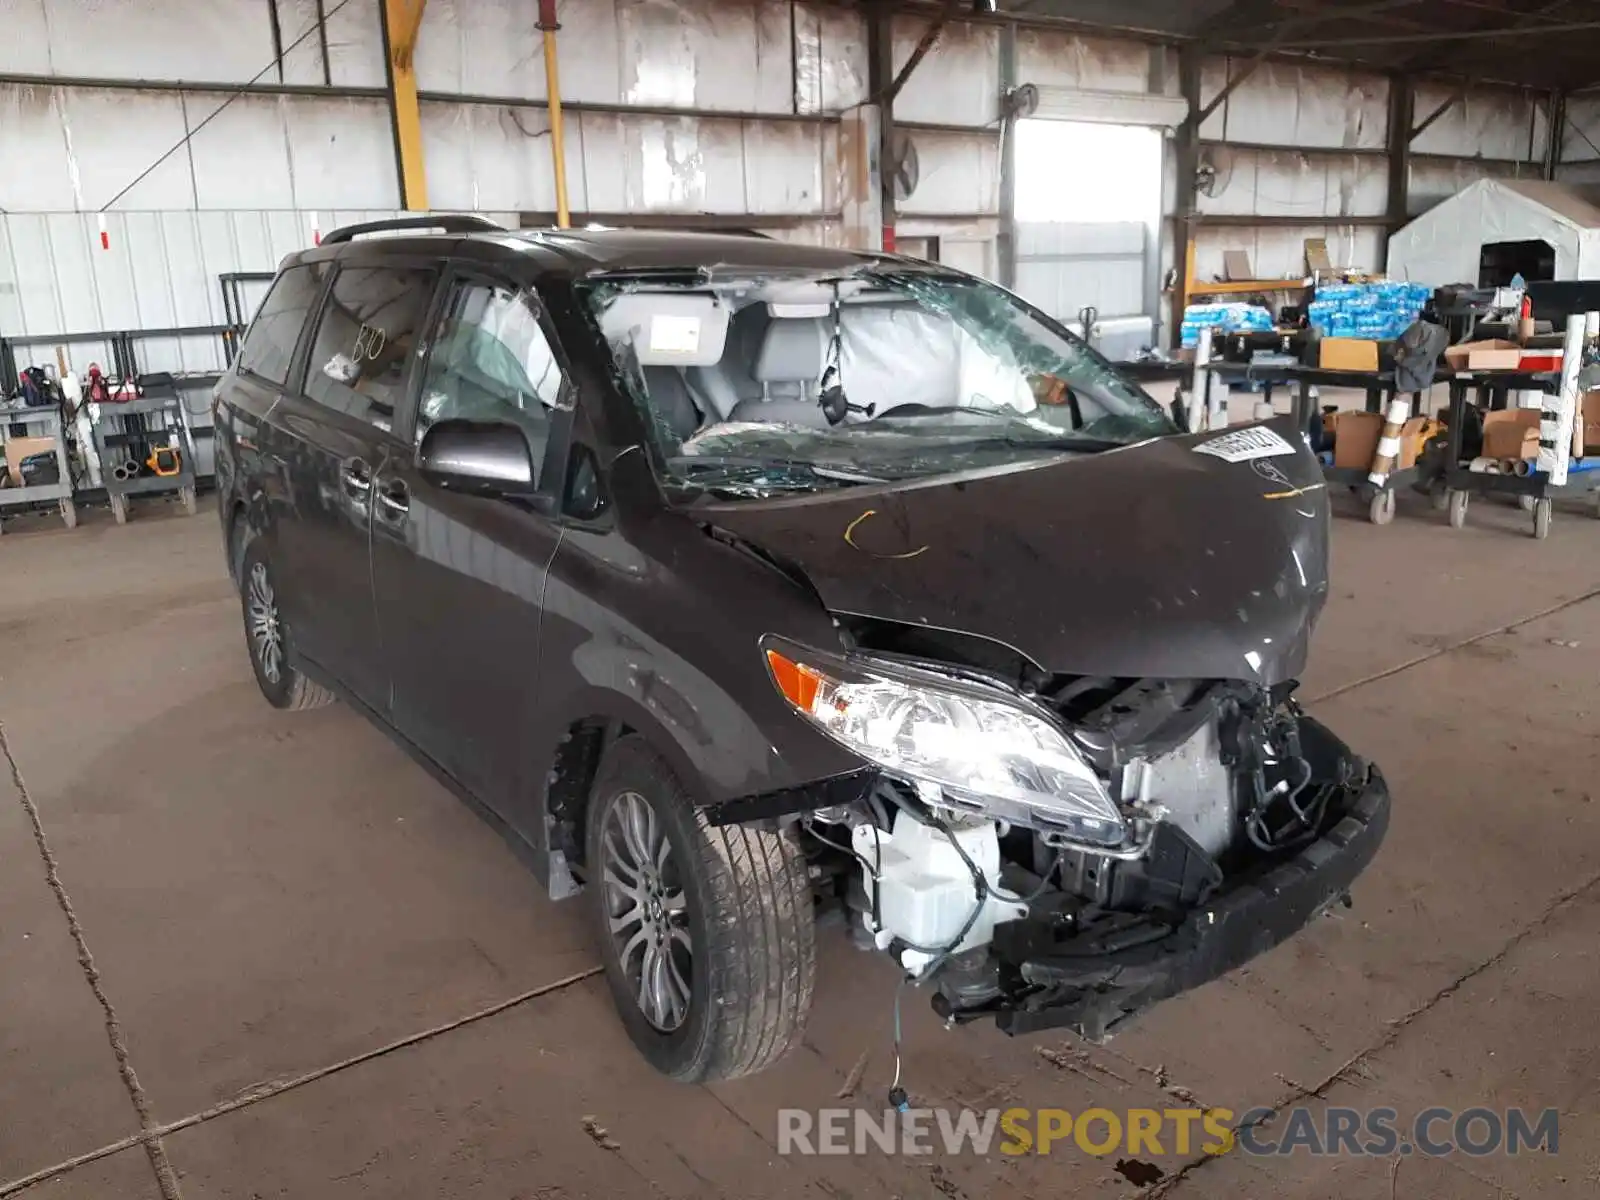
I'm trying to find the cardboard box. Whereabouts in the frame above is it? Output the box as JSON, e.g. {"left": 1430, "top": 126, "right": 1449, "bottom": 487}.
{"left": 1580, "top": 390, "right": 1600, "bottom": 456}
{"left": 1482, "top": 408, "right": 1541, "bottom": 461}
{"left": 1320, "top": 337, "right": 1380, "bottom": 372}
{"left": 1397, "top": 416, "right": 1443, "bottom": 469}
{"left": 1333, "top": 410, "right": 1385, "bottom": 469}
{"left": 4, "top": 435, "right": 57, "bottom": 487}
{"left": 1443, "top": 339, "right": 1522, "bottom": 371}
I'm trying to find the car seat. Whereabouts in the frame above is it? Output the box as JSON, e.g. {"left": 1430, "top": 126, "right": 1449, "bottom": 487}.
{"left": 728, "top": 317, "right": 830, "bottom": 427}
{"left": 684, "top": 303, "right": 768, "bottom": 420}
{"left": 641, "top": 366, "right": 704, "bottom": 441}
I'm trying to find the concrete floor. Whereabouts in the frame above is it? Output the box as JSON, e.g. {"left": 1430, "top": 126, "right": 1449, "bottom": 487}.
{"left": 1, "top": 488, "right": 1597, "bottom": 1200}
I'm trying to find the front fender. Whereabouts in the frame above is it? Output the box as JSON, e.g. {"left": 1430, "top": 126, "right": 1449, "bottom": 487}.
{"left": 526, "top": 673, "right": 860, "bottom": 902}
{"left": 534, "top": 649, "right": 862, "bottom": 817}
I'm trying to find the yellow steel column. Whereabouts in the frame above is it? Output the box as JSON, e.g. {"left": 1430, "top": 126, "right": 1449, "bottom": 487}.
{"left": 537, "top": 0, "right": 571, "bottom": 228}
{"left": 383, "top": 0, "right": 429, "bottom": 211}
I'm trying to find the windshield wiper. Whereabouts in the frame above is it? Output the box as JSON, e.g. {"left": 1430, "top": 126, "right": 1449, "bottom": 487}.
{"left": 872, "top": 405, "right": 1020, "bottom": 422}
{"left": 959, "top": 434, "right": 1125, "bottom": 453}
{"left": 867, "top": 409, "right": 1121, "bottom": 449}
{"left": 671, "top": 455, "right": 888, "bottom": 485}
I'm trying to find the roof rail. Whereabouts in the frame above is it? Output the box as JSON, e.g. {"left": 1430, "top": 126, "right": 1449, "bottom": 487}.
{"left": 522, "top": 221, "right": 773, "bottom": 239}
{"left": 320, "top": 214, "right": 504, "bottom": 245}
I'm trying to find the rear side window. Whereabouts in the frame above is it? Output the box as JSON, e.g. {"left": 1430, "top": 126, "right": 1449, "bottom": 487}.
{"left": 304, "top": 264, "right": 439, "bottom": 433}
{"left": 236, "top": 264, "right": 322, "bottom": 386}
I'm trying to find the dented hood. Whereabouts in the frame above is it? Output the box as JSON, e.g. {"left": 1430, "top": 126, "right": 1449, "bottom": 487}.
{"left": 703, "top": 418, "right": 1331, "bottom": 685}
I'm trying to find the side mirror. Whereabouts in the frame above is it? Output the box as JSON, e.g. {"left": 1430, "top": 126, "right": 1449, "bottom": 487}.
{"left": 417, "top": 418, "right": 537, "bottom": 495}
{"left": 563, "top": 444, "right": 608, "bottom": 520}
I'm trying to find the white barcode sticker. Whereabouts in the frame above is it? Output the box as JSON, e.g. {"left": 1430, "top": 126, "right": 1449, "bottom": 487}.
{"left": 648, "top": 314, "right": 701, "bottom": 355}
{"left": 1193, "top": 426, "right": 1296, "bottom": 463}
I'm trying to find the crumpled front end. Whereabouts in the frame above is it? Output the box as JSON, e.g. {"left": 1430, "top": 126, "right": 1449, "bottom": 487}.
{"left": 983, "top": 713, "right": 1389, "bottom": 1039}
{"left": 788, "top": 668, "right": 1388, "bottom": 1041}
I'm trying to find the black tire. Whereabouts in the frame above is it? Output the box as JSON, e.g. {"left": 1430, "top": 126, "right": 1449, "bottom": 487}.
{"left": 1533, "top": 497, "right": 1552, "bottom": 540}
{"left": 238, "top": 536, "right": 335, "bottom": 712}
{"left": 585, "top": 735, "right": 814, "bottom": 1082}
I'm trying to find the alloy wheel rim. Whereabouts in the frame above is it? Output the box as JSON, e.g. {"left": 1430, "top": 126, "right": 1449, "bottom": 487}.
{"left": 247, "top": 562, "right": 284, "bottom": 685}
{"left": 600, "top": 790, "right": 692, "bottom": 1032}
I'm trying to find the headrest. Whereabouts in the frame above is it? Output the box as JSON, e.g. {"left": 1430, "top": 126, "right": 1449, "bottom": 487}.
{"left": 754, "top": 318, "right": 828, "bottom": 383}
{"left": 598, "top": 292, "right": 729, "bottom": 367}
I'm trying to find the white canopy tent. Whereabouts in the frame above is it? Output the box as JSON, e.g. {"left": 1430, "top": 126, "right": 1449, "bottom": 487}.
{"left": 1387, "top": 179, "right": 1600, "bottom": 287}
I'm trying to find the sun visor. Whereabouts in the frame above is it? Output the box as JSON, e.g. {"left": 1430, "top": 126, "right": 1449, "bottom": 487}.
{"left": 599, "top": 293, "right": 729, "bottom": 366}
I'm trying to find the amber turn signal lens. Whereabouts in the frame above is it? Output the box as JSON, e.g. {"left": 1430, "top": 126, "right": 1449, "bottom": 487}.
{"left": 765, "top": 648, "right": 823, "bottom": 712}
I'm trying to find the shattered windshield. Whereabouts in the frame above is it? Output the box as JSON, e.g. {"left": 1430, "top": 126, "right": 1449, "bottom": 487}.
{"left": 578, "top": 266, "right": 1175, "bottom": 500}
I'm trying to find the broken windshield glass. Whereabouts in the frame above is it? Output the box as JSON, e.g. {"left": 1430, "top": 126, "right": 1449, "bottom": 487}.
{"left": 577, "top": 265, "right": 1176, "bottom": 500}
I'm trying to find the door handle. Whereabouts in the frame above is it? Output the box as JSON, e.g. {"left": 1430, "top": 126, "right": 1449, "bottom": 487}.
{"left": 341, "top": 457, "right": 372, "bottom": 492}
{"left": 377, "top": 480, "right": 410, "bottom": 517}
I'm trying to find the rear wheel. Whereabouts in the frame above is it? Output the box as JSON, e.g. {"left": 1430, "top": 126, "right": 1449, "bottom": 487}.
{"left": 586, "top": 735, "right": 814, "bottom": 1082}
{"left": 239, "top": 538, "right": 335, "bottom": 711}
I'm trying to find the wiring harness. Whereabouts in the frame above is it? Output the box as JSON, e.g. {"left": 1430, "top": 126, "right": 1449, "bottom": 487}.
{"left": 804, "top": 786, "right": 1060, "bottom": 1112}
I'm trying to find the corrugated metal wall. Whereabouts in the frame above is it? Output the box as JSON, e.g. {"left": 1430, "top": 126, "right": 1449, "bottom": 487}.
{"left": 1192, "top": 61, "right": 1384, "bottom": 283}
{"left": 0, "top": 0, "right": 1003, "bottom": 340}
{"left": 0, "top": 0, "right": 1573, "bottom": 368}
{"left": 1559, "top": 90, "right": 1600, "bottom": 184}
{"left": 0, "top": 0, "right": 863, "bottom": 226}
{"left": 1190, "top": 60, "right": 1550, "bottom": 281}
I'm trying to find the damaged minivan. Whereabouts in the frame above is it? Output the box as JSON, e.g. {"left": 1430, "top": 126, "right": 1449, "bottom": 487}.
{"left": 214, "top": 217, "right": 1390, "bottom": 1084}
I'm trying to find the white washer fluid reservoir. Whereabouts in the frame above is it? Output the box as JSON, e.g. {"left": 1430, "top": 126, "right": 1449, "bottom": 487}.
{"left": 852, "top": 808, "right": 1030, "bottom": 975}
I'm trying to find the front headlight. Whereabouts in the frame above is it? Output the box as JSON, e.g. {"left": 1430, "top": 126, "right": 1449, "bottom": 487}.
{"left": 764, "top": 641, "right": 1126, "bottom": 848}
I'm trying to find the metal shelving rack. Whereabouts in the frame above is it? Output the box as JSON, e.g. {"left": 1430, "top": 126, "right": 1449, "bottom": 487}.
{"left": 88, "top": 384, "right": 199, "bottom": 524}
{"left": 219, "top": 271, "right": 276, "bottom": 365}
{"left": 2, "top": 325, "right": 225, "bottom": 492}
{"left": 0, "top": 402, "right": 78, "bottom": 532}
{"left": 1193, "top": 359, "right": 1426, "bottom": 525}
{"left": 1439, "top": 368, "right": 1600, "bottom": 539}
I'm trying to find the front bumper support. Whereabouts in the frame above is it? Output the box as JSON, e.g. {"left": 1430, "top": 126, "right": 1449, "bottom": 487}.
{"left": 988, "top": 726, "right": 1390, "bottom": 1040}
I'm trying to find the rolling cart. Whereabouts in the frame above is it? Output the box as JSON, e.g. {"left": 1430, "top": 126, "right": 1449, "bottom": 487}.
{"left": 1207, "top": 363, "right": 1424, "bottom": 525}
{"left": 0, "top": 402, "right": 78, "bottom": 533}
{"left": 1118, "top": 354, "right": 1443, "bottom": 525}
{"left": 1438, "top": 367, "right": 1599, "bottom": 539}
{"left": 88, "top": 384, "right": 199, "bottom": 524}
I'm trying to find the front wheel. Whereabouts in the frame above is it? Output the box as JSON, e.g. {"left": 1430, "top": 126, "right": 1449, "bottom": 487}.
{"left": 239, "top": 538, "right": 335, "bottom": 711}
{"left": 586, "top": 736, "right": 814, "bottom": 1082}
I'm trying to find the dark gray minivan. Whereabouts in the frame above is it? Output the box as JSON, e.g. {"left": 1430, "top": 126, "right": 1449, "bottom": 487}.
{"left": 214, "top": 216, "right": 1389, "bottom": 1082}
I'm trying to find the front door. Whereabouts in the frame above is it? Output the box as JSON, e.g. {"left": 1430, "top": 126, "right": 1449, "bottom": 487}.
{"left": 371, "top": 273, "right": 571, "bottom": 821}
{"left": 267, "top": 257, "right": 442, "bottom": 710}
